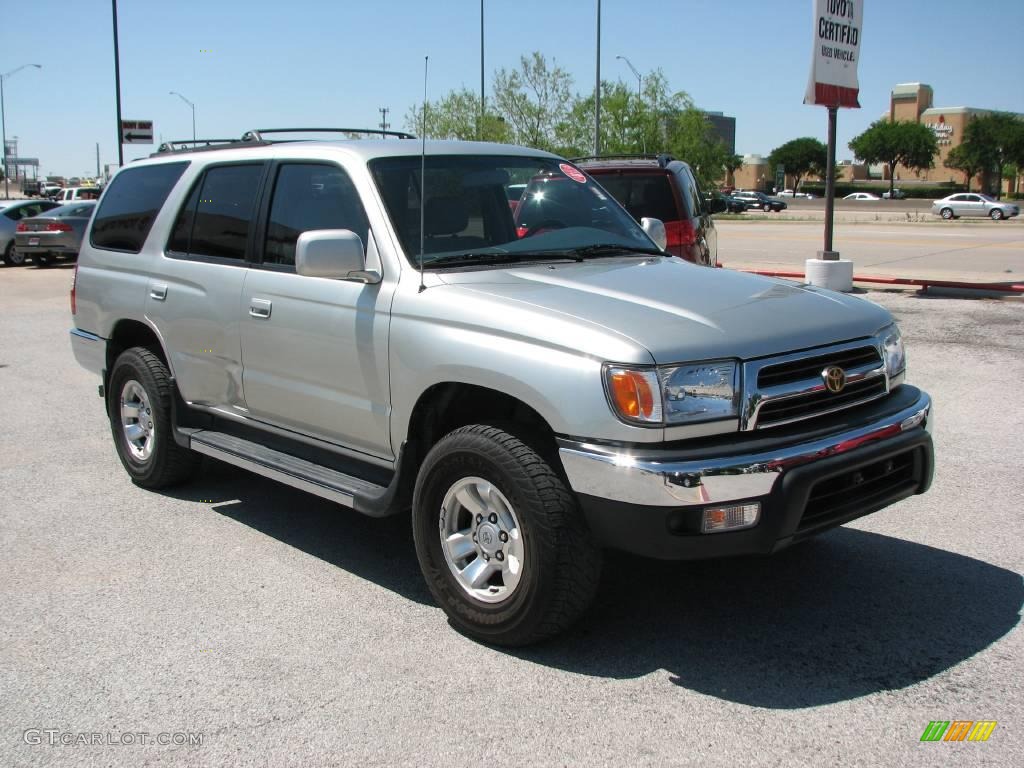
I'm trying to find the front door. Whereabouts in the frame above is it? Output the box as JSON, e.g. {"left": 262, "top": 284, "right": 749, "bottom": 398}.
{"left": 239, "top": 161, "right": 395, "bottom": 461}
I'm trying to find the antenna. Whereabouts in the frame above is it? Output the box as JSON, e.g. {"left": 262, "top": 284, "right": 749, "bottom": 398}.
{"left": 418, "top": 56, "right": 429, "bottom": 293}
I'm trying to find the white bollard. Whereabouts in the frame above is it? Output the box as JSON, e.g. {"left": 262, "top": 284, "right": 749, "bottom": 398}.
{"left": 805, "top": 258, "right": 854, "bottom": 292}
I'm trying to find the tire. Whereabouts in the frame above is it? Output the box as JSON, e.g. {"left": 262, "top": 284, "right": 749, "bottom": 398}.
{"left": 107, "top": 347, "right": 201, "bottom": 489}
{"left": 4, "top": 242, "right": 27, "bottom": 266}
{"left": 34, "top": 253, "right": 51, "bottom": 268}
{"left": 412, "top": 424, "right": 601, "bottom": 646}
{"left": 940, "top": 207, "right": 954, "bottom": 220}
{"left": 990, "top": 208, "right": 1003, "bottom": 221}
{"left": 762, "top": 203, "right": 771, "bottom": 212}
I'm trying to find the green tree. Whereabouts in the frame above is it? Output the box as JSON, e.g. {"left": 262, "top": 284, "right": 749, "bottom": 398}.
{"left": 767, "top": 137, "right": 828, "bottom": 193}
{"left": 848, "top": 120, "right": 939, "bottom": 198}
{"left": 404, "top": 88, "right": 511, "bottom": 142}
{"left": 959, "top": 113, "right": 1024, "bottom": 198}
{"left": 944, "top": 143, "right": 985, "bottom": 192}
{"left": 491, "top": 52, "right": 573, "bottom": 151}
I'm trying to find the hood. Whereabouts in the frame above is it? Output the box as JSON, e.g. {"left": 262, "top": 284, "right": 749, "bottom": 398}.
{"left": 438, "top": 257, "right": 892, "bottom": 364}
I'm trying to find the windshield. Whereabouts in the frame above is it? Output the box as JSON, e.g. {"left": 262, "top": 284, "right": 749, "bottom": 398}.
{"left": 369, "top": 154, "right": 654, "bottom": 266}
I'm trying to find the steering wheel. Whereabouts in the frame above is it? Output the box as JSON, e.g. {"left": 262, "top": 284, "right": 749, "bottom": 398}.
{"left": 521, "top": 219, "right": 568, "bottom": 237}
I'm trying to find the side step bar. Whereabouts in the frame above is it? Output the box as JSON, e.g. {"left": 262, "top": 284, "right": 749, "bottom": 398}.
{"left": 189, "top": 430, "right": 389, "bottom": 510}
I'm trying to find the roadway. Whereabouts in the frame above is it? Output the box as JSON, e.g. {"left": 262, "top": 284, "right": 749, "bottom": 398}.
{"left": 1, "top": 264, "right": 1022, "bottom": 767}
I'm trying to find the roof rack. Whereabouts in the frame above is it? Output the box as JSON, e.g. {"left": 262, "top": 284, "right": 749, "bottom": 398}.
{"left": 241, "top": 127, "right": 416, "bottom": 142}
{"left": 571, "top": 153, "right": 676, "bottom": 168}
{"left": 152, "top": 127, "right": 416, "bottom": 157}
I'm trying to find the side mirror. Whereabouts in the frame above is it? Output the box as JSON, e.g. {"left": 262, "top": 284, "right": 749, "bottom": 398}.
{"left": 295, "top": 229, "right": 380, "bottom": 283}
{"left": 640, "top": 217, "right": 668, "bottom": 251}
{"left": 708, "top": 197, "right": 728, "bottom": 215}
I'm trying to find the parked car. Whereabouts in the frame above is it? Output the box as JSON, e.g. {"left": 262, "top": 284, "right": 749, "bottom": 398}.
{"left": 41, "top": 182, "right": 64, "bottom": 199}
{"left": 14, "top": 201, "right": 97, "bottom": 266}
{"left": 843, "top": 192, "right": 881, "bottom": 201}
{"left": 714, "top": 192, "right": 748, "bottom": 213}
{"left": 69, "top": 130, "right": 934, "bottom": 646}
{"left": 732, "top": 190, "right": 788, "bottom": 212}
{"left": 21, "top": 180, "right": 43, "bottom": 197}
{"left": 882, "top": 188, "right": 906, "bottom": 199}
{"left": 931, "top": 193, "right": 1020, "bottom": 221}
{"left": 57, "top": 186, "right": 103, "bottom": 203}
{"left": 575, "top": 154, "right": 726, "bottom": 266}
{"left": 776, "top": 189, "right": 815, "bottom": 199}
{"left": 1, "top": 199, "right": 62, "bottom": 266}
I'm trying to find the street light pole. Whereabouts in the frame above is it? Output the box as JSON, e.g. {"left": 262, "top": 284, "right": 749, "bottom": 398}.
{"left": 169, "top": 91, "right": 196, "bottom": 144}
{"left": 616, "top": 55, "right": 642, "bottom": 100}
{"left": 594, "top": 0, "right": 601, "bottom": 156}
{"left": 1, "top": 64, "right": 42, "bottom": 199}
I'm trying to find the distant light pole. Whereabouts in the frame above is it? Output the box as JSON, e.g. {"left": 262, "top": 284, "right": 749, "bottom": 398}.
{"left": 169, "top": 91, "right": 196, "bottom": 144}
{"left": 594, "top": 0, "right": 601, "bottom": 156}
{"left": 480, "top": 0, "right": 485, "bottom": 139}
{"left": 1, "top": 64, "right": 42, "bottom": 198}
{"left": 616, "top": 55, "right": 642, "bottom": 100}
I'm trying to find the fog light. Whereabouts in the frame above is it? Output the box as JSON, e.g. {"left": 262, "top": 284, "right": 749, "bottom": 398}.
{"left": 702, "top": 503, "right": 760, "bottom": 534}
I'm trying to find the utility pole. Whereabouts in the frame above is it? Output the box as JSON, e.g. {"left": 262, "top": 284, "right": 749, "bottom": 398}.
{"left": 594, "top": 0, "right": 601, "bottom": 156}
{"left": 379, "top": 107, "right": 390, "bottom": 135}
{"left": 480, "top": 0, "right": 485, "bottom": 140}
{"left": 112, "top": 0, "right": 124, "bottom": 166}
{"left": 96, "top": 143, "right": 100, "bottom": 179}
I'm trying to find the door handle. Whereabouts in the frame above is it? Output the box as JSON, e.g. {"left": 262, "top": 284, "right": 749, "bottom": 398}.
{"left": 249, "top": 298, "right": 272, "bottom": 319}
{"left": 150, "top": 283, "right": 168, "bottom": 301}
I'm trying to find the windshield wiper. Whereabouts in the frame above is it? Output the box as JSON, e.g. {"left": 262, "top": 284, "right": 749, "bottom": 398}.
{"left": 548, "top": 243, "right": 664, "bottom": 260}
{"left": 424, "top": 251, "right": 580, "bottom": 268}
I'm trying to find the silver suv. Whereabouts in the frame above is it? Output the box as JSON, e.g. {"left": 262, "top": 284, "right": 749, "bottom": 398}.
{"left": 70, "top": 129, "right": 934, "bottom": 645}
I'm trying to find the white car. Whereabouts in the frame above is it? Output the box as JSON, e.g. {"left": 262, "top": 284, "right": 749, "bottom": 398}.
{"left": 843, "top": 192, "right": 881, "bottom": 201}
{"left": 931, "top": 193, "right": 1020, "bottom": 221}
{"left": 777, "top": 189, "right": 816, "bottom": 199}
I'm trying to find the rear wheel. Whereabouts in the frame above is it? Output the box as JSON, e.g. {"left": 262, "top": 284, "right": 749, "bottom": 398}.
{"left": 4, "top": 242, "right": 26, "bottom": 266}
{"left": 107, "top": 347, "right": 201, "bottom": 489}
{"left": 413, "top": 424, "right": 601, "bottom": 646}
{"left": 990, "top": 208, "right": 1003, "bottom": 221}
{"left": 940, "top": 207, "right": 954, "bottom": 220}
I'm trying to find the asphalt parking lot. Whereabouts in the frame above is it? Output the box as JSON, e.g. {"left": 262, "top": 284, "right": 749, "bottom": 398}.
{"left": 1, "top": 260, "right": 1022, "bottom": 767}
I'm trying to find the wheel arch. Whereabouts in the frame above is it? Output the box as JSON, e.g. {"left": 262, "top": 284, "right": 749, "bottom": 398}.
{"left": 105, "top": 319, "right": 173, "bottom": 387}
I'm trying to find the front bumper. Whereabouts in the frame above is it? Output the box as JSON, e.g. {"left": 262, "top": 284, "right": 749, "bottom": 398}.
{"left": 559, "top": 386, "right": 933, "bottom": 559}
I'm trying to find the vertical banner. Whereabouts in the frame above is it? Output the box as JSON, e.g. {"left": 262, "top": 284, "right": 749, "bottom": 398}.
{"left": 804, "top": 0, "right": 863, "bottom": 108}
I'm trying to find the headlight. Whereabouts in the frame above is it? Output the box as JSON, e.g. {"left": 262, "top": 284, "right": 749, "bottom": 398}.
{"left": 881, "top": 324, "right": 906, "bottom": 382}
{"left": 604, "top": 360, "right": 739, "bottom": 426}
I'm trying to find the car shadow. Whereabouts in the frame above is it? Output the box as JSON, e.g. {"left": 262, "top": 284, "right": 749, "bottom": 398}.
{"left": 166, "top": 460, "right": 1022, "bottom": 709}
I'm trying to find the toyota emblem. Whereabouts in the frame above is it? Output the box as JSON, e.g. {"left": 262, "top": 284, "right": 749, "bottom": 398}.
{"left": 823, "top": 366, "right": 847, "bottom": 394}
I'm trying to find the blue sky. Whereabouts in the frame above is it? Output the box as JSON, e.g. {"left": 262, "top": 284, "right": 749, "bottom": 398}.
{"left": 4, "top": 0, "right": 1023, "bottom": 178}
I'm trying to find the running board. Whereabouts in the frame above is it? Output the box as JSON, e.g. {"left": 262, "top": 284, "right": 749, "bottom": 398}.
{"left": 189, "top": 430, "right": 388, "bottom": 509}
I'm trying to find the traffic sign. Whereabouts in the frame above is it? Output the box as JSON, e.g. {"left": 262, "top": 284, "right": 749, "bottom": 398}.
{"left": 121, "top": 120, "right": 154, "bottom": 144}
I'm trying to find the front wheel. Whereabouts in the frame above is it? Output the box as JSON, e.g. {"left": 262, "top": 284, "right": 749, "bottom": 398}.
{"left": 990, "top": 208, "right": 1003, "bottom": 221}
{"left": 762, "top": 203, "right": 771, "bottom": 212}
{"left": 940, "top": 207, "right": 954, "bottom": 220}
{"left": 107, "top": 347, "right": 201, "bottom": 488}
{"left": 413, "top": 424, "right": 601, "bottom": 646}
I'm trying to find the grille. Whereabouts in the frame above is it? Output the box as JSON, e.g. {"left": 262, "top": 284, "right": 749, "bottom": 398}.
{"left": 756, "top": 377, "right": 888, "bottom": 428}
{"left": 798, "top": 449, "right": 918, "bottom": 534}
{"left": 758, "top": 345, "right": 881, "bottom": 389}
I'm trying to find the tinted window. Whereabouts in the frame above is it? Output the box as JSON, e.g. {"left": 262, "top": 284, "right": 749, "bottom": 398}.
{"left": 91, "top": 162, "right": 188, "bottom": 252}
{"left": 168, "top": 164, "right": 262, "bottom": 261}
{"left": 594, "top": 174, "right": 678, "bottom": 223}
{"left": 264, "top": 163, "right": 369, "bottom": 267}
{"left": 677, "top": 166, "right": 705, "bottom": 218}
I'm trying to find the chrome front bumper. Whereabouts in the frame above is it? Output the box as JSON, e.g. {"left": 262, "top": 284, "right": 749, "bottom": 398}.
{"left": 559, "top": 388, "right": 932, "bottom": 508}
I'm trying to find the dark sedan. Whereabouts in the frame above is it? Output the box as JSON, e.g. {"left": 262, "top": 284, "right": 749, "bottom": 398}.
{"left": 731, "top": 190, "right": 788, "bottom": 213}
{"left": 14, "top": 201, "right": 97, "bottom": 266}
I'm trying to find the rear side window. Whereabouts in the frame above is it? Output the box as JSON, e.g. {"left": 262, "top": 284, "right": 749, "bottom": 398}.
{"left": 595, "top": 173, "right": 678, "bottom": 223}
{"left": 90, "top": 162, "right": 187, "bottom": 252}
{"left": 168, "top": 163, "right": 263, "bottom": 262}
{"left": 264, "top": 163, "right": 369, "bottom": 267}
{"left": 677, "top": 166, "right": 706, "bottom": 218}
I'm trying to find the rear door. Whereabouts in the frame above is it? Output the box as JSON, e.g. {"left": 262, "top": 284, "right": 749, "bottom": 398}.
{"left": 144, "top": 162, "right": 265, "bottom": 411}
{"left": 675, "top": 164, "right": 716, "bottom": 266}
{"left": 239, "top": 160, "right": 396, "bottom": 461}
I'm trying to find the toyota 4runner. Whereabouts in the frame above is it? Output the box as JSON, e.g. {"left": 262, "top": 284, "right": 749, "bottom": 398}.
{"left": 70, "top": 129, "right": 934, "bottom": 646}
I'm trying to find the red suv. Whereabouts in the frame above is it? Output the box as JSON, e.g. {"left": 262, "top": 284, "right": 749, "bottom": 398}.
{"left": 574, "top": 154, "right": 725, "bottom": 266}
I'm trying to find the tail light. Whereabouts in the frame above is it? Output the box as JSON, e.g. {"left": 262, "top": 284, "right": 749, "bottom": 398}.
{"left": 664, "top": 219, "right": 697, "bottom": 248}
{"left": 47, "top": 222, "right": 73, "bottom": 232}
{"left": 16, "top": 222, "right": 30, "bottom": 232}
{"left": 70, "top": 264, "right": 78, "bottom": 315}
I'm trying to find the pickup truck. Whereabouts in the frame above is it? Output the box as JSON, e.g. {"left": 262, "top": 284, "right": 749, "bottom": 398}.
{"left": 69, "top": 132, "right": 934, "bottom": 645}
